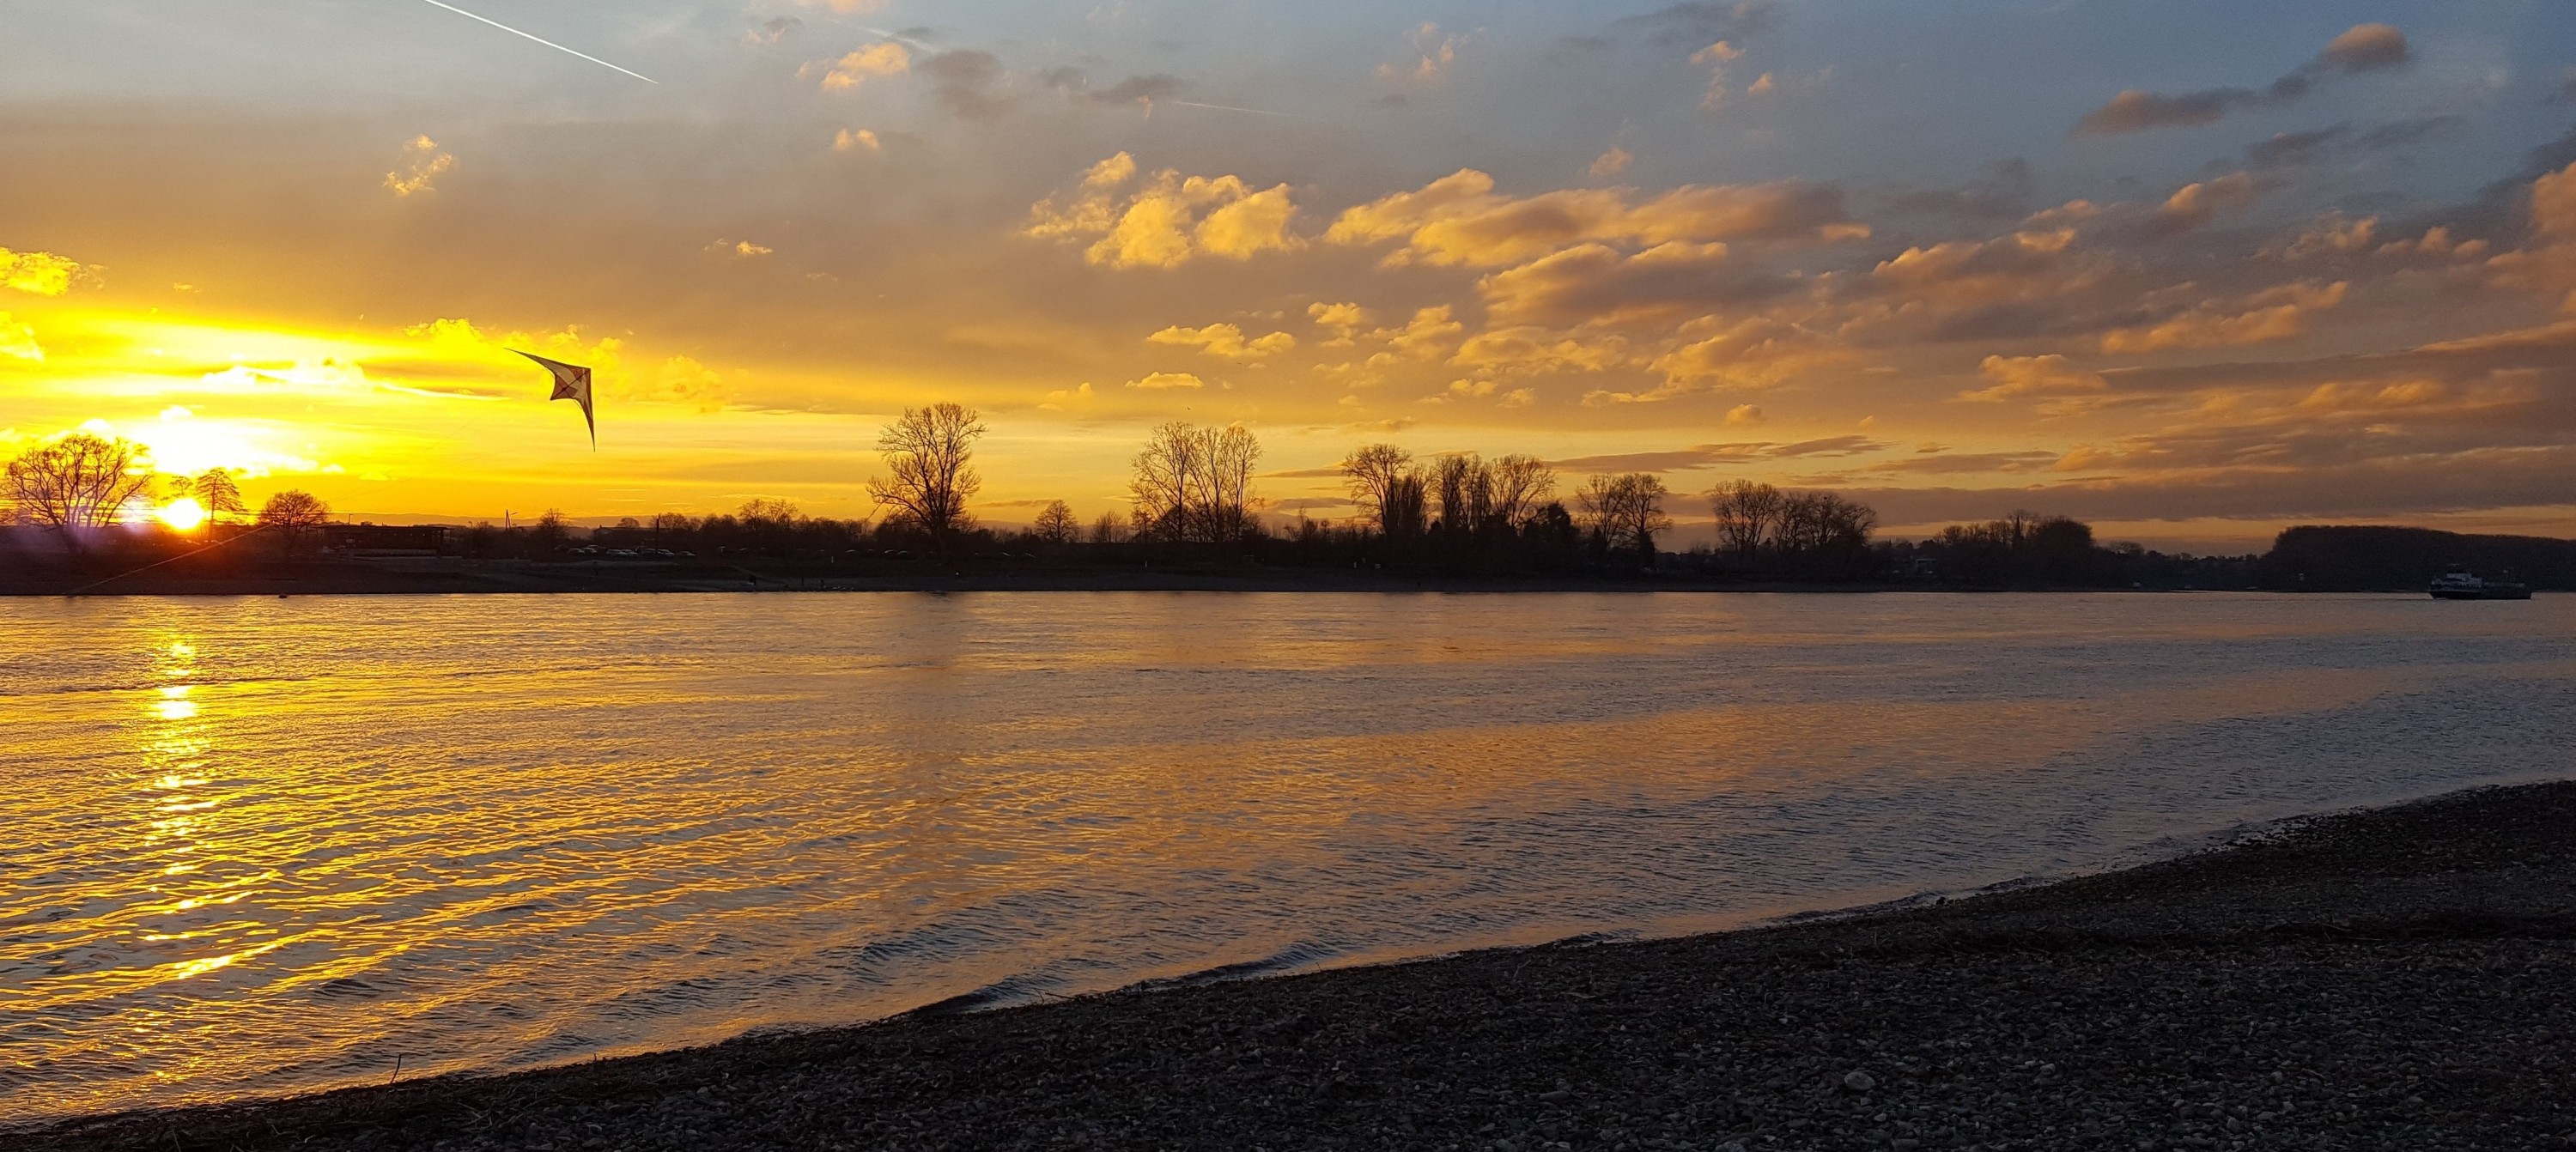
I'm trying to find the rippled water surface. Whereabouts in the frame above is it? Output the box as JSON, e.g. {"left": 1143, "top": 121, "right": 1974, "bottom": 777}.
{"left": 3, "top": 591, "right": 2571, "bottom": 1119}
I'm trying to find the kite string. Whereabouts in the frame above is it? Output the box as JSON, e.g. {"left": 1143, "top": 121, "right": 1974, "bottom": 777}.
{"left": 62, "top": 524, "right": 275, "bottom": 597}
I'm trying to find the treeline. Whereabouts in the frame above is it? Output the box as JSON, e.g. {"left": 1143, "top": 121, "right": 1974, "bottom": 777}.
{"left": 14, "top": 413, "right": 2460, "bottom": 594}
{"left": 2258, "top": 525, "right": 2576, "bottom": 591}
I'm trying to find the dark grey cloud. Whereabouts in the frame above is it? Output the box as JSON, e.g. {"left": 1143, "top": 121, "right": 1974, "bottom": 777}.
{"left": 1477, "top": 242, "right": 1807, "bottom": 327}
{"left": 2075, "top": 24, "right": 2410, "bottom": 136}
{"left": 1041, "top": 68, "right": 1184, "bottom": 108}
{"left": 2101, "top": 321, "right": 2576, "bottom": 399}
{"left": 1860, "top": 451, "right": 2059, "bottom": 475}
{"left": 1612, "top": 1, "right": 1783, "bottom": 50}
{"left": 924, "top": 50, "right": 1014, "bottom": 118}
{"left": 1878, "top": 159, "right": 2034, "bottom": 221}
{"left": 2244, "top": 124, "right": 2349, "bottom": 169}
{"left": 1842, "top": 446, "right": 2576, "bottom": 526}
{"left": 2357, "top": 115, "right": 2463, "bottom": 150}
{"left": 1548, "top": 435, "right": 1890, "bottom": 474}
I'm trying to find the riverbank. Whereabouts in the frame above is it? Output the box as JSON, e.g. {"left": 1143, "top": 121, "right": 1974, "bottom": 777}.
{"left": 27, "top": 779, "right": 2576, "bottom": 1150}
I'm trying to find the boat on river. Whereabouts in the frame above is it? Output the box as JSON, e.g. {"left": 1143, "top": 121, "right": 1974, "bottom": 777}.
{"left": 2428, "top": 570, "right": 2532, "bottom": 600}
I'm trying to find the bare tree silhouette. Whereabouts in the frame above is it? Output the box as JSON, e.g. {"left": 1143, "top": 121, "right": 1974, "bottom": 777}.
{"left": 187, "top": 468, "right": 246, "bottom": 522}
{"left": 1577, "top": 473, "right": 1671, "bottom": 563}
{"left": 4, "top": 434, "right": 157, "bottom": 549}
{"left": 1033, "top": 500, "right": 1080, "bottom": 544}
{"left": 257, "top": 490, "right": 331, "bottom": 558}
{"left": 1132, "top": 422, "right": 1263, "bottom": 543}
{"left": 1340, "top": 444, "right": 1422, "bottom": 538}
{"left": 1488, "top": 454, "right": 1557, "bottom": 531}
{"left": 869, "top": 403, "right": 986, "bottom": 564}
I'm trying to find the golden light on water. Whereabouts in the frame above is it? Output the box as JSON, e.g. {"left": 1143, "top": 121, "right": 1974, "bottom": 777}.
{"left": 156, "top": 497, "right": 208, "bottom": 532}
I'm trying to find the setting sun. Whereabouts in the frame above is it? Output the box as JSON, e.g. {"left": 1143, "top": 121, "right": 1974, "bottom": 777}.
{"left": 155, "top": 497, "right": 206, "bottom": 532}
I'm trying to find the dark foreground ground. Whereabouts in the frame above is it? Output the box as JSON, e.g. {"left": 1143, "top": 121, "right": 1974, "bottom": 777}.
{"left": 29, "top": 781, "right": 2576, "bottom": 1151}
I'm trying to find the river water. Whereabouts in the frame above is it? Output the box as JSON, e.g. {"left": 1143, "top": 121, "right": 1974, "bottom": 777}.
{"left": 3, "top": 591, "right": 2569, "bottom": 1120}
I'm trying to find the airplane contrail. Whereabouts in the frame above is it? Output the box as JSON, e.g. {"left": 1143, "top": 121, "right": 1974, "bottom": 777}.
{"left": 1169, "top": 100, "right": 1298, "bottom": 118}
{"left": 412, "top": 0, "right": 658, "bottom": 84}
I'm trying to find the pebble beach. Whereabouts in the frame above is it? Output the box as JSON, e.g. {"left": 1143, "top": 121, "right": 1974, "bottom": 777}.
{"left": 26, "top": 779, "right": 2576, "bottom": 1151}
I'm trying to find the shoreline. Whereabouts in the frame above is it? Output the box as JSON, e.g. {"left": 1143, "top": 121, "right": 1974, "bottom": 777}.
{"left": 0, "top": 557, "right": 2298, "bottom": 597}
{"left": 24, "top": 779, "right": 2576, "bottom": 1149}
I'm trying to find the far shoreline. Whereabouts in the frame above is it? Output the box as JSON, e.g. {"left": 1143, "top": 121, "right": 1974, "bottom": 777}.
{"left": 0, "top": 556, "right": 2371, "bottom": 597}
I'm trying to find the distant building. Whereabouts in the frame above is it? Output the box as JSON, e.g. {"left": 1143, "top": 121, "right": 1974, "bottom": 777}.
{"left": 323, "top": 524, "right": 451, "bottom": 555}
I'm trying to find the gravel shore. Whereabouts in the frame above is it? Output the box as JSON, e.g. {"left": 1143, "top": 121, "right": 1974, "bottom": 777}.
{"left": 29, "top": 780, "right": 2576, "bottom": 1151}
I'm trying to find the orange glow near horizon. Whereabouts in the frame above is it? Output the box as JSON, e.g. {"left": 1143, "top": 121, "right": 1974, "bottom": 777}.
{"left": 5, "top": 8, "right": 2576, "bottom": 549}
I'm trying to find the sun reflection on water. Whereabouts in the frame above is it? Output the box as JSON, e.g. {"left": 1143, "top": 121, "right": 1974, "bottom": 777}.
{"left": 2, "top": 593, "right": 2570, "bottom": 1124}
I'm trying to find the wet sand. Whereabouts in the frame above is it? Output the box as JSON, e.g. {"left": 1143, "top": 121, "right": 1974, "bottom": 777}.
{"left": 25, "top": 779, "right": 2576, "bottom": 1150}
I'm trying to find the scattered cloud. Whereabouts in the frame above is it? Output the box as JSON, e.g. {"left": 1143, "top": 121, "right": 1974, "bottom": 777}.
{"left": 744, "top": 16, "right": 801, "bottom": 46}
{"left": 1042, "top": 68, "right": 1183, "bottom": 109}
{"left": 0, "top": 249, "right": 84, "bottom": 296}
{"left": 0, "top": 313, "right": 42, "bottom": 361}
{"left": 384, "top": 136, "right": 453, "bottom": 197}
{"left": 1959, "top": 354, "right": 2106, "bottom": 403}
{"left": 2485, "top": 160, "right": 2576, "bottom": 312}
{"left": 922, "top": 50, "right": 1014, "bottom": 118}
{"left": 1026, "top": 154, "right": 1301, "bottom": 268}
{"left": 810, "top": 41, "right": 909, "bottom": 91}
{"left": 2075, "top": 24, "right": 2410, "bottom": 136}
{"left": 2151, "top": 172, "right": 2266, "bottom": 233}
{"left": 1380, "top": 22, "right": 1466, "bottom": 85}
{"left": 1548, "top": 434, "right": 1887, "bottom": 473}
{"left": 2099, "top": 281, "right": 2348, "bottom": 353}
{"left": 1040, "top": 381, "right": 1097, "bottom": 409}
{"left": 1613, "top": 2, "right": 1783, "bottom": 51}
{"left": 833, "top": 128, "right": 881, "bottom": 152}
{"left": 1147, "top": 322, "right": 1296, "bottom": 360}
{"left": 1451, "top": 326, "right": 1628, "bottom": 376}
{"left": 1589, "top": 147, "right": 1633, "bottom": 180}
{"left": 1689, "top": 39, "right": 1742, "bottom": 112}
{"left": 1368, "top": 306, "right": 1466, "bottom": 360}
{"left": 1477, "top": 239, "right": 1790, "bottom": 327}
{"left": 1308, "top": 301, "right": 1370, "bottom": 344}
{"left": 709, "top": 239, "right": 775, "bottom": 258}
{"left": 1126, "top": 371, "right": 1206, "bottom": 390}
{"left": 1327, "top": 168, "right": 1863, "bottom": 268}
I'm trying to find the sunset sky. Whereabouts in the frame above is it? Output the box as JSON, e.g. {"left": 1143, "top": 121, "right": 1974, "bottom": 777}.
{"left": 4, "top": 1, "right": 2573, "bottom": 547}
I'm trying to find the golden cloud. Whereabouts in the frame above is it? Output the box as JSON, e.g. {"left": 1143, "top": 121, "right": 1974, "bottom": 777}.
{"left": 0, "top": 248, "right": 85, "bottom": 296}
{"left": 2099, "top": 281, "right": 2346, "bottom": 353}
{"left": 385, "top": 136, "right": 453, "bottom": 197}
{"left": 1368, "top": 306, "right": 1466, "bottom": 360}
{"left": 2153, "top": 172, "right": 2264, "bottom": 233}
{"left": 1307, "top": 301, "right": 1370, "bottom": 344}
{"left": 814, "top": 41, "right": 909, "bottom": 91}
{"left": 0, "top": 312, "right": 41, "bottom": 361}
{"left": 1147, "top": 322, "right": 1296, "bottom": 360}
{"left": 2486, "top": 161, "right": 2576, "bottom": 312}
{"left": 1476, "top": 240, "right": 1795, "bottom": 328}
{"left": 1126, "top": 371, "right": 1206, "bottom": 390}
{"left": 1326, "top": 168, "right": 1863, "bottom": 269}
{"left": 1451, "top": 326, "right": 1629, "bottom": 376}
{"left": 1025, "top": 155, "right": 1302, "bottom": 269}
{"left": 1959, "top": 354, "right": 2107, "bottom": 403}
